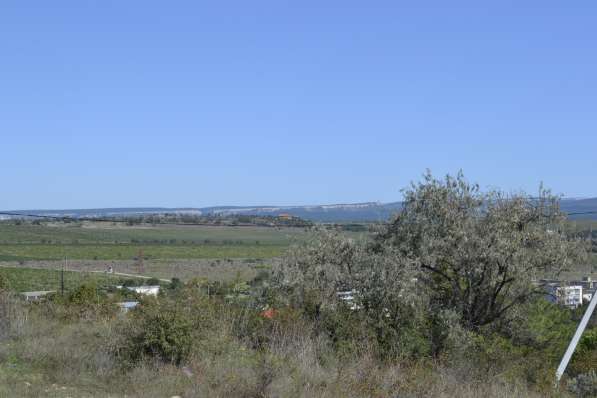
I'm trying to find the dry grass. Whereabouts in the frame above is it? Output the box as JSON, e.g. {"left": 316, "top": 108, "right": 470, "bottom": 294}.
{"left": 0, "top": 295, "right": 575, "bottom": 398}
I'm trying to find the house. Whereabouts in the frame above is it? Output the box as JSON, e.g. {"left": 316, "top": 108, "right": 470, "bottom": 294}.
{"left": 573, "top": 277, "right": 596, "bottom": 304}
{"left": 20, "top": 290, "right": 56, "bottom": 301}
{"left": 337, "top": 290, "right": 360, "bottom": 310}
{"left": 127, "top": 285, "right": 160, "bottom": 296}
{"left": 546, "top": 284, "right": 583, "bottom": 308}
{"left": 117, "top": 301, "right": 139, "bottom": 313}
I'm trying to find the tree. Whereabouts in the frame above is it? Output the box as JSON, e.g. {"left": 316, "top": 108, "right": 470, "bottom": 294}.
{"left": 68, "top": 283, "right": 99, "bottom": 305}
{"left": 272, "top": 229, "right": 359, "bottom": 316}
{"left": 375, "top": 171, "right": 586, "bottom": 332}
{"left": 272, "top": 171, "right": 587, "bottom": 359}
{"left": 145, "top": 277, "right": 161, "bottom": 286}
{"left": 272, "top": 228, "right": 431, "bottom": 357}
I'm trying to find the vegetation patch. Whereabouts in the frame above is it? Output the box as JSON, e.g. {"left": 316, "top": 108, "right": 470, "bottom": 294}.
{"left": 0, "top": 266, "right": 148, "bottom": 293}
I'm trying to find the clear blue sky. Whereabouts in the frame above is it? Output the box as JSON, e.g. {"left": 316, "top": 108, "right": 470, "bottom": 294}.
{"left": 1, "top": 1, "right": 596, "bottom": 210}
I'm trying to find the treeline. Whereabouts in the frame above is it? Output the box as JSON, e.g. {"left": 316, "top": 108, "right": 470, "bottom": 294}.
{"left": 116, "top": 213, "right": 314, "bottom": 228}
{"left": 1, "top": 213, "right": 314, "bottom": 228}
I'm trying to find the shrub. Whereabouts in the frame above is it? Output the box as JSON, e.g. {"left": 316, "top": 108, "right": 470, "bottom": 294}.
{"left": 272, "top": 229, "right": 431, "bottom": 360}
{"left": 118, "top": 300, "right": 194, "bottom": 366}
{"left": 569, "top": 329, "right": 597, "bottom": 376}
{"left": 0, "top": 274, "right": 9, "bottom": 291}
{"left": 145, "top": 277, "right": 161, "bottom": 286}
{"left": 115, "top": 292, "right": 218, "bottom": 366}
{"left": 46, "top": 283, "right": 118, "bottom": 321}
{"left": 169, "top": 277, "right": 183, "bottom": 290}
{"left": 568, "top": 371, "right": 597, "bottom": 398}
{"left": 68, "top": 283, "right": 100, "bottom": 305}
{"left": 122, "top": 279, "right": 139, "bottom": 287}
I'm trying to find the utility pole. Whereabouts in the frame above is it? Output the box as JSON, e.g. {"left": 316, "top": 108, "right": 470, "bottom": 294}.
{"left": 556, "top": 290, "right": 597, "bottom": 384}
{"left": 61, "top": 256, "right": 66, "bottom": 296}
{"left": 136, "top": 248, "right": 145, "bottom": 274}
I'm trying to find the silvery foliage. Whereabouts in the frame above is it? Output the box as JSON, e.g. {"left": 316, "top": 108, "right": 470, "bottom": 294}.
{"left": 274, "top": 171, "right": 586, "bottom": 334}
{"left": 351, "top": 247, "right": 423, "bottom": 323}
{"left": 272, "top": 228, "right": 423, "bottom": 320}
{"left": 377, "top": 171, "right": 587, "bottom": 330}
{"left": 272, "top": 228, "right": 359, "bottom": 309}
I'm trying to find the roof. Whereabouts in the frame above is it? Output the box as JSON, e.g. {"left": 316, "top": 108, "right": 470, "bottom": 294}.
{"left": 117, "top": 301, "right": 139, "bottom": 309}
{"left": 20, "top": 290, "right": 57, "bottom": 300}
{"left": 20, "top": 290, "right": 56, "bottom": 297}
{"left": 127, "top": 285, "right": 160, "bottom": 295}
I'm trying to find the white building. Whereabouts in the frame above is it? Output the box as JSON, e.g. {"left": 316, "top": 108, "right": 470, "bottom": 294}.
{"left": 20, "top": 290, "right": 56, "bottom": 301}
{"left": 337, "top": 290, "right": 360, "bottom": 310}
{"left": 127, "top": 285, "right": 160, "bottom": 296}
{"left": 549, "top": 285, "right": 583, "bottom": 308}
{"left": 117, "top": 301, "right": 139, "bottom": 313}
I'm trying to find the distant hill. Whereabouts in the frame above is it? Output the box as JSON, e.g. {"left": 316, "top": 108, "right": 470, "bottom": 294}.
{"left": 200, "top": 202, "right": 404, "bottom": 222}
{"left": 3, "top": 198, "right": 596, "bottom": 222}
{"left": 559, "top": 198, "right": 597, "bottom": 220}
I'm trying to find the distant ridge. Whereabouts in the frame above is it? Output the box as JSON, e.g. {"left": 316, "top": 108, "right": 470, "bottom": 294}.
{"left": 3, "top": 198, "right": 597, "bottom": 222}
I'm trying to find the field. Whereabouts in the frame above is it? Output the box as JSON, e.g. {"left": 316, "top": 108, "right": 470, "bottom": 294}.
{"left": 0, "top": 222, "right": 306, "bottom": 289}
{"left": 0, "top": 218, "right": 595, "bottom": 397}
{"left": 0, "top": 266, "right": 142, "bottom": 292}
{"left": 0, "top": 222, "right": 305, "bottom": 245}
{"left": 0, "top": 220, "right": 594, "bottom": 285}
{"left": 0, "top": 243, "right": 285, "bottom": 261}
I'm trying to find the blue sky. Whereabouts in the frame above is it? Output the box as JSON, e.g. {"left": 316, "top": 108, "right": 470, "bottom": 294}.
{"left": 1, "top": 1, "right": 596, "bottom": 209}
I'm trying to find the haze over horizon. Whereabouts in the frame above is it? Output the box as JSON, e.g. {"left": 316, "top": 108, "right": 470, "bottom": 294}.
{"left": 2, "top": 1, "right": 596, "bottom": 210}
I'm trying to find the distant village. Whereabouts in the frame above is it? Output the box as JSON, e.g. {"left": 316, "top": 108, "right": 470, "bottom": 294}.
{"left": 19, "top": 272, "right": 597, "bottom": 314}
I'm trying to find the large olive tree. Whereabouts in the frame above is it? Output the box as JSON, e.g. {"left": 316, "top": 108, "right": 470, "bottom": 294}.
{"left": 376, "top": 171, "right": 586, "bottom": 331}
{"left": 273, "top": 172, "right": 586, "bottom": 358}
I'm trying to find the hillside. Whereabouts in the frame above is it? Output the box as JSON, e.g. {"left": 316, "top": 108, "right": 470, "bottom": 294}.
{"left": 3, "top": 197, "right": 596, "bottom": 222}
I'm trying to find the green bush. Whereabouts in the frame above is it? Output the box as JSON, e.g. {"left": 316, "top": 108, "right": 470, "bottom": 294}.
{"left": 116, "top": 291, "right": 219, "bottom": 366}
{"left": 0, "top": 274, "right": 9, "bottom": 291}
{"left": 68, "top": 283, "right": 100, "bottom": 305}
{"left": 120, "top": 300, "right": 194, "bottom": 365}
{"left": 122, "top": 279, "right": 139, "bottom": 287}
{"left": 145, "top": 277, "right": 161, "bottom": 286}
{"left": 45, "top": 283, "right": 118, "bottom": 321}
{"left": 169, "top": 277, "right": 183, "bottom": 290}
{"left": 570, "top": 329, "right": 597, "bottom": 376}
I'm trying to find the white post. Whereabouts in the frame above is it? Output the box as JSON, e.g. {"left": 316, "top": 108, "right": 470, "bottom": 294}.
{"left": 555, "top": 290, "right": 597, "bottom": 383}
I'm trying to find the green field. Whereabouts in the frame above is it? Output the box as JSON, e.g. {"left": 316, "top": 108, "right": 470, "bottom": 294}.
{"left": 0, "top": 243, "right": 285, "bottom": 261}
{"left": 0, "top": 222, "right": 306, "bottom": 245}
{"left": 0, "top": 222, "right": 306, "bottom": 261}
{"left": 0, "top": 222, "right": 304, "bottom": 289}
{"left": 0, "top": 266, "right": 134, "bottom": 292}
